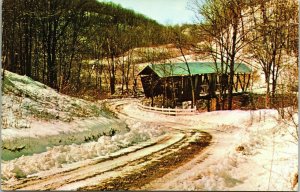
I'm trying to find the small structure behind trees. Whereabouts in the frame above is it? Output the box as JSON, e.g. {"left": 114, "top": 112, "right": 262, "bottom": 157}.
{"left": 138, "top": 62, "right": 252, "bottom": 111}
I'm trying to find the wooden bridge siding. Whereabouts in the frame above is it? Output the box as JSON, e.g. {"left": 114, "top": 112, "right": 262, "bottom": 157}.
{"left": 153, "top": 74, "right": 217, "bottom": 101}
{"left": 140, "top": 72, "right": 251, "bottom": 102}
{"left": 140, "top": 74, "right": 161, "bottom": 97}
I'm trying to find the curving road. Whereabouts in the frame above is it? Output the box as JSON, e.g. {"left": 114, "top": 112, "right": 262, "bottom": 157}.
{"left": 2, "top": 99, "right": 212, "bottom": 190}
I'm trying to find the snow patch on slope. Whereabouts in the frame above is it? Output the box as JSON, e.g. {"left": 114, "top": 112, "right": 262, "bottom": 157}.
{"left": 2, "top": 70, "right": 111, "bottom": 129}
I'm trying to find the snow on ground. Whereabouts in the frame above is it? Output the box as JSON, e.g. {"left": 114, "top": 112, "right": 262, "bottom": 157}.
{"left": 2, "top": 116, "right": 115, "bottom": 140}
{"left": 171, "top": 115, "right": 298, "bottom": 191}
{"left": 1, "top": 121, "right": 165, "bottom": 181}
{"left": 122, "top": 101, "right": 298, "bottom": 191}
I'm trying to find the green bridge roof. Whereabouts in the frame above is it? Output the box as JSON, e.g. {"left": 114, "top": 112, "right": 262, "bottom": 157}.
{"left": 139, "top": 62, "right": 252, "bottom": 78}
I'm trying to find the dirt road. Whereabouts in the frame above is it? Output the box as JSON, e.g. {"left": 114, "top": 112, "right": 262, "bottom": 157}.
{"left": 2, "top": 99, "right": 212, "bottom": 190}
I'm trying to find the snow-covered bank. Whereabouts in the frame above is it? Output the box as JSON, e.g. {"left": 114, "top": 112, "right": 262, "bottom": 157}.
{"left": 2, "top": 118, "right": 127, "bottom": 161}
{"left": 1, "top": 122, "right": 165, "bottom": 181}
{"left": 2, "top": 71, "right": 127, "bottom": 160}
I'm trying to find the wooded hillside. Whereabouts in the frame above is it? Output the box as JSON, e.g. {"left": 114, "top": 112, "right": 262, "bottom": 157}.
{"left": 2, "top": 0, "right": 173, "bottom": 97}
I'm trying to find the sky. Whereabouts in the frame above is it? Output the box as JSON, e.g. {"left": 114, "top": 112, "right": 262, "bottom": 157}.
{"left": 101, "top": 0, "right": 196, "bottom": 25}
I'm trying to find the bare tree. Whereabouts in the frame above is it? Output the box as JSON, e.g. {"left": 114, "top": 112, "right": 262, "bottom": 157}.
{"left": 248, "top": 0, "right": 298, "bottom": 107}
{"left": 192, "top": 0, "right": 256, "bottom": 109}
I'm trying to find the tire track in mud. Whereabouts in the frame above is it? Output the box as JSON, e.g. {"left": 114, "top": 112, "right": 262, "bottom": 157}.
{"left": 80, "top": 132, "right": 212, "bottom": 191}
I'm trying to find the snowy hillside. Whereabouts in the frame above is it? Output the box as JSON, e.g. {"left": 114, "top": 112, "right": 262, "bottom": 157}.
{"left": 2, "top": 70, "right": 115, "bottom": 128}
{"left": 1, "top": 70, "right": 128, "bottom": 161}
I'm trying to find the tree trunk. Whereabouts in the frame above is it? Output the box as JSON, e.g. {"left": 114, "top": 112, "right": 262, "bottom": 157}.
{"left": 228, "top": 15, "right": 238, "bottom": 110}
{"left": 76, "top": 60, "right": 82, "bottom": 91}
{"left": 265, "top": 75, "right": 270, "bottom": 108}
{"left": 110, "top": 55, "right": 116, "bottom": 95}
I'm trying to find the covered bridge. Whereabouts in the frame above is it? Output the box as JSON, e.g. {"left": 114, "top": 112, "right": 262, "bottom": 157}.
{"left": 138, "top": 62, "right": 252, "bottom": 103}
